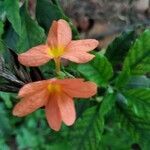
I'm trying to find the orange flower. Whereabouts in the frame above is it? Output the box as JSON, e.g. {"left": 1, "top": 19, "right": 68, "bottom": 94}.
{"left": 13, "top": 78, "right": 97, "bottom": 131}
{"left": 18, "top": 19, "right": 99, "bottom": 67}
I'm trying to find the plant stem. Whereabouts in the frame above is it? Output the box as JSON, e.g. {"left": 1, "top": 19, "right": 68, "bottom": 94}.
{"left": 54, "top": 58, "right": 61, "bottom": 77}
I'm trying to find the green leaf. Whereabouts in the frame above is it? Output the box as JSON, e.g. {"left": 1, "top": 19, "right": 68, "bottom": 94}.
{"left": 124, "top": 88, "right": 150, "bottom": 119}
{"left": 0, "top": 92, "right": 12, "bottom": 108}
{"left": 99, "top": 92, "right": 116, "bottom": 116}
{"left": 0, "top": 21, "right": 3, "bottom": 36}
{"left": 0, "top": 136, "right": 10, "bottom": 150}
{"left": 4, "top": 6, "right": 41, "bottom": 51}
{"left": 4, "top": 0, "right": 21, "bottom": 35}
{"left": 36, "top": 0, "right": 63, "bottom": 32}
{"left": 99, "top": 125, "right": 134, "bottom": 150}
{"left": 116, "top": 103, "right": 138, "bottom": 140}
{"left": 69, "top": 106, "right": 101, "bottom": 150}
{"left": 125, "top": 75, "right": 150, "bottom": 89}
{"left": 3, "top": 25, "right": 19, "bottom": 50}
{"left": 128, "top": 30, "right": 150, "bottom": 75}
{"left": 77, "top": 53, "right": 113, "bottom": 87}
{"left": 116, "top": 88, "right": 150, "bottom": 138}
{"left": 17, "top": 5, "right": 45, "bottom": 52}
{"left": 116, "top": 29, "right": 150, "bottom": 88}
{"left": 69, "top": 93, "right": 116, "bottom": 150}
{"left": 0, "top": 21, "right": 4, "bottom": 52}
{"left": 16, "top": 127, "right": 41, "bottom": 149}
{"left": 0, "top": 103, "right": 12, "bottom": 136}
{"left": 0, "top": 1, "right": 6, "bottom": 21}
{"left": 116, "top": 65, "right": 131, "bottom": 88}
{"left": 105, "top": 30, "right": 136, "bottom": 67}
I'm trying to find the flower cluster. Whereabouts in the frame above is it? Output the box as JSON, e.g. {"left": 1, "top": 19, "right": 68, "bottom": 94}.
{"left": 13, "top": 19, "right": 99, "bottom": 131}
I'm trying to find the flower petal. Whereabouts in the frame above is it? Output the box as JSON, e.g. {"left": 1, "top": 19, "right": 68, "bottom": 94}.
{"left": 47, "top": 19, "right": 72, "bottom": 49}
{"left": 55, "top": 78, "right": 84, "bottom": 85}
{"left": 62, "top": 39, "right": 98, "bottom": 63}
{"left": 62, "top": 52, "right": 95, "bottom": 63}
{"left": 60, "top": 79, "right": 97, "bottom": 98}
{"left": 18, "top": 80, "right": 49, "bottom": 98}
{"left": 18, "top": 45, "right": 51, "bottom": 66}
{"left": 45, "top": 94, "right": 62, "bottom": 131}
{"left": 66, "top": 39, "right": 99, "bottom": 52}
{"left": 57, "top": 93, "right": 76, "bottom": 126}
{"left": 13, "top": 90, "right": 49, "bottom": 117}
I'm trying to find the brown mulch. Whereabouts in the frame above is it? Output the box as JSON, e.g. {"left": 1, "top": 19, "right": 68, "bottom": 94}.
{"left": 61, "top": 0, "right": 150, "bottom": 48}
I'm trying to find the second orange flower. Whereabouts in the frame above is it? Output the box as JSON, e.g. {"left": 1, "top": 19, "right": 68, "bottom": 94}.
{"left": 13, "top": 78, "right": 97, "bottom": 131}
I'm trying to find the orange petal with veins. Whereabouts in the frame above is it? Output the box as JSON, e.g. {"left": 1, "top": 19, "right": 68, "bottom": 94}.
{"left": 60, "top": 79, "right": 97, "bottom": 98}
{"left": 58, "top": 93, "right": 76, "bottom": 125}
{"left": 66, "top": 39, "right": 99, "bottom": 52}
{"left": 62, "top": 52, "right": 95, "bottom": 63}
{"left": 13, "top": 90, "right": 49, "bottom": 117}
{"left": 54, "top": 78, "right": 84, "bottom": 85}
{"left": 62, "top": 39, "right": 98, "bottom": 63}
{"left": 45, "top": 94, "right": 62, "bottom": 131}
{"left": 47, "top": 19, "right": 72, "bottom": 49}
{"left": 18, "top": 45, "right": 51, "bottom": 67}
{"left": 18, "top": 80, "right": 49, "bottom": 98}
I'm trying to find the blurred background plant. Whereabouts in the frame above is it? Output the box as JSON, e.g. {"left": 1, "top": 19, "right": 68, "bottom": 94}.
{"left": 0, "top": 0, "right": 150, "bottom": 150}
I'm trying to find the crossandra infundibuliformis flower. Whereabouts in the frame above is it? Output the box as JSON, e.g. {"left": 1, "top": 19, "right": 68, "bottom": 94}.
{"left": 18, "top": 19, "right": 99, "bottom": 66}
{"left": 13, "top": 78, "right": 97, "bottom": 131}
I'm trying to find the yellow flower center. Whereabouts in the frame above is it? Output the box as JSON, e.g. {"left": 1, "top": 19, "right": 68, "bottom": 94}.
{"left": 48, "top": 47, "right": 64, "bottom": 58}
{"left": 47, "top": 84, "right": 61, "bottom": 93}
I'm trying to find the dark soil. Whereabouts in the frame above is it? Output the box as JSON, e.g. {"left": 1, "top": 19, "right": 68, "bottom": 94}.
{"left": 61, "top": 0, "right": 150, "bottom": 47}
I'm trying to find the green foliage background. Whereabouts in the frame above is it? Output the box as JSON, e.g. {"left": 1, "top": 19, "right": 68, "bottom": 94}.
{"left": 0, "top": 0, "right": 150, "bottom": 149}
